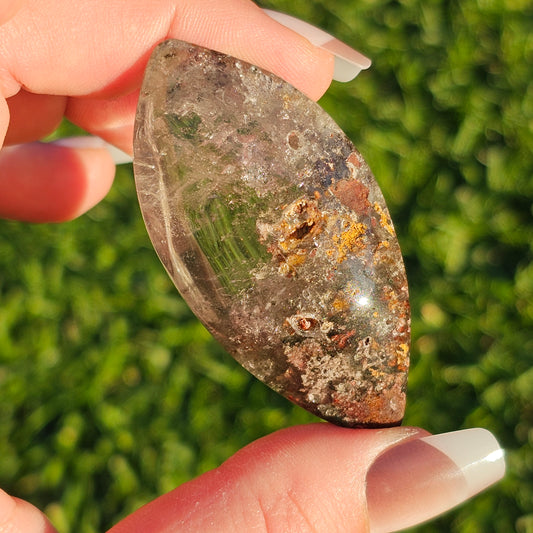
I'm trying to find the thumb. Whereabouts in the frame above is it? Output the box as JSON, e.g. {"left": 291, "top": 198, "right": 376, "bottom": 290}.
{"left": 108, "top": 424, "right": 505, "bottom": 533}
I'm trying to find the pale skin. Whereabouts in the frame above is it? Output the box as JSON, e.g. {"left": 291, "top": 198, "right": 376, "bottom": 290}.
{"left": 0, "top": 1, "right": 436, "bottom": 531}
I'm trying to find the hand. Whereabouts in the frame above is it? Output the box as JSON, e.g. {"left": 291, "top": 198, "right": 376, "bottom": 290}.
{"left": 0, "top": 0, "right": 334, "bottom": 222}
{"left": 0, "top": 3, "right": 505, "bottom": 532}
{"left": 0, "top": 424, "right": 504, "bottom": 532}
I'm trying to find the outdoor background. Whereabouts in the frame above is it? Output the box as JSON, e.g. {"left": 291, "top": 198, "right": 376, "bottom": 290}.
{"left": 0, "top": 0, "right": 531, "bottom": 531}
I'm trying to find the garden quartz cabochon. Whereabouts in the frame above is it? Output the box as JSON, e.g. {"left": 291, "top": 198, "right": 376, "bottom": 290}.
{"left": 133, "top": 40, "right": 410, "bottom": 428}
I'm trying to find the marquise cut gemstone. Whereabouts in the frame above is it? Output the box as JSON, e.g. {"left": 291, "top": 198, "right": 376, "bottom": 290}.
{"left": 133, "top": 40, "right": 410, "bottom": 427}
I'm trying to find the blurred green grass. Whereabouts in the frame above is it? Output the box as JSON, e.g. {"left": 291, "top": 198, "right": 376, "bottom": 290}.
{"left": 0, "top": 0, "right": 532, "bottom": 531}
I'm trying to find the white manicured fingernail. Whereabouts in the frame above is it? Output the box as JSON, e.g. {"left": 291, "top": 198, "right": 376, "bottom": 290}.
{"left": 53, "top": 136, "right": 132, "bottom": 165}
{"left": 421, "top": 428, "right": 506, "bottom": 498}
{"left": 366, "top": 428, "right": 505, "bottom": 532}
{"left": 263, "top": 9, "right": 371, "bottom": 82}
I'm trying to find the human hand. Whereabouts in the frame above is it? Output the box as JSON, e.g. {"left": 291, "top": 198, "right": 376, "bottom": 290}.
{"left": 0, "top": 0, "right": 337, "bottom": 222}
{"left": 0, "top": 424, "right": 504, "bottom": 532}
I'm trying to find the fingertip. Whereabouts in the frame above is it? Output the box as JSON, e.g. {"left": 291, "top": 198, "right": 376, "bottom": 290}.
{"left": 249, "top": 11, "right": 336, "bottom": 101}
{"left": 0, "top": 142, "right": 115, "bottom": 223}
{"left": 304, "top": 46, "right": 335, "bottom": 101}
{"left": 3, "top": 91, "right": 66, "bottom": 146}
{"left": 263, "top": 9, "right": 371, "bottom": 84}
{"left": 65, "top": 143, "right": 116, "bottom": 219}
{"left": 253, "top": 13, "right": 336, "bottom": 101}
{"left": 170, "top": 0, "right": 335, "bottom": 102}
{"left": 272, "top": 36, "right": 335, "bottom": 101}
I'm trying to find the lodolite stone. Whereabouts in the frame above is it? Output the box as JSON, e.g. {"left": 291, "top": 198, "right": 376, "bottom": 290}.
{"left": 133, "top": 40, "right": 410, "bottom": 427}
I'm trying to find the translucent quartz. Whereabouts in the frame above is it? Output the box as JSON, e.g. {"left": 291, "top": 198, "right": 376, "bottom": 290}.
{"left": 133, "top": 40, "right": 410, "bottom": 427}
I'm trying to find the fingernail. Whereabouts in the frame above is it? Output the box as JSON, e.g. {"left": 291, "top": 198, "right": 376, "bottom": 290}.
{"left": 263, "top": 9, "right": 371, "bottom": 82}
{"left": 366, "top": 428, "right": 506, "bottom": 533}
{"left": 53, "top": 136, "right": 133, "bottom": 165}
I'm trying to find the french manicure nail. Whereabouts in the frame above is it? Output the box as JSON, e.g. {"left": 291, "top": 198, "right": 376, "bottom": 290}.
{"left": 366, "top": 428, "right": 506, "bottom": 533}
{"left": 53, "top": 136, "right": 132, "bottom": 165}
{"left": 263, "top": 9, "right": 371, "bottom": 82}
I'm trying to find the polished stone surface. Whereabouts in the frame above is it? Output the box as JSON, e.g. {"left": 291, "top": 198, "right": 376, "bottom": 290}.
{"left": 134, "top": 40, "right": 410, "bottom": 427}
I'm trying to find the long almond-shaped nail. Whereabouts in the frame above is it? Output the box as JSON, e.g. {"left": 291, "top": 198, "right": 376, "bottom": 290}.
{"left": 263, "top": 9, "right": 371, "bottom": 82}
{"left": 366, "top": 428, "right": 506, "bottom": 532}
